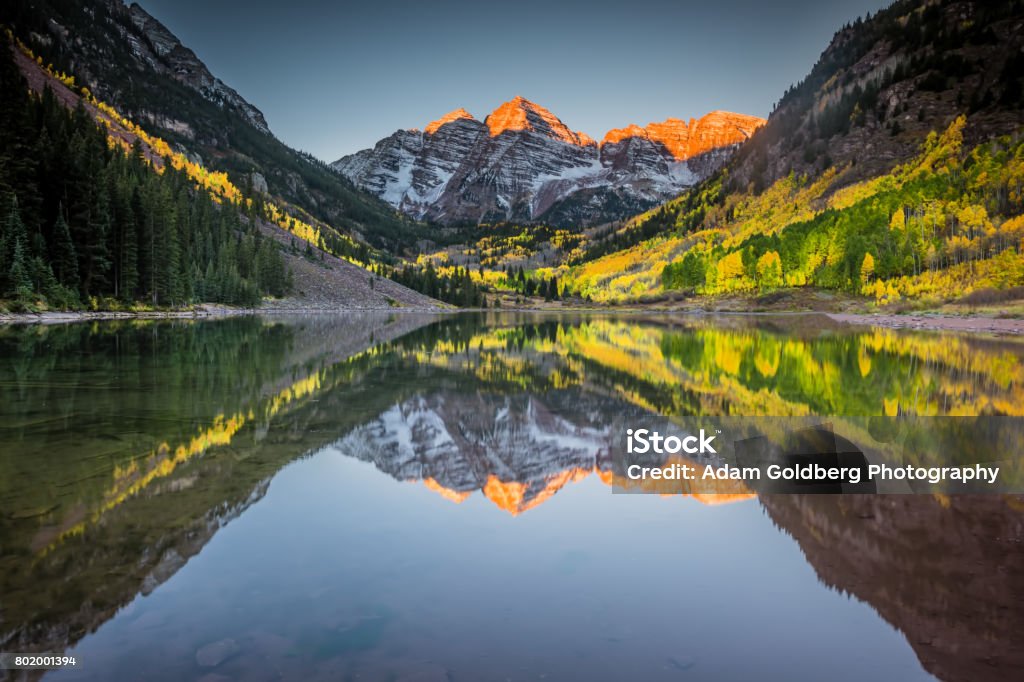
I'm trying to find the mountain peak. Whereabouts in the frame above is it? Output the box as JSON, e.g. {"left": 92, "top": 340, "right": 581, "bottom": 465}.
{"left": 424, "top": 108, "right": 476, "bottom": 135}
{"left": 699, "top": 110, "right": 766, "bottom": 127}
{"left": 485, "top": 96, "right": 595, "bottom": 146}
{"left": 334, "top": 102, "right": 763, "bottom": 225}
{"left": 602, "top": 111, "right": 765, "bottom": 160}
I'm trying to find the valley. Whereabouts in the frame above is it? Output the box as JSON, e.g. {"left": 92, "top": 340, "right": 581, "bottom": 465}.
{"left": 2, "top": 3, "right": 1023, "bottom": 681}
{"left": 1, "top": 0, "right": 1023, "bottom": 323}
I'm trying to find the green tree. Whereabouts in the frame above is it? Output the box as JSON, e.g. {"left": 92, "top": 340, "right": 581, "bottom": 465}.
{"left": 50, "top": 209, "right": 79, "bottom": 289}
{"left": 8, "top": 239, "right": 34, "bottom": 298}
{"left": 756, "top": 251, "right": 784, "bottom": 290}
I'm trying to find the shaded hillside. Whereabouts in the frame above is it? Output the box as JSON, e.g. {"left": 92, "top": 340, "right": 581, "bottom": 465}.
{"left": 730, "top": 0, "right": 1024, "bottom": 194}
{"left": 0, "top": 0, "right": 425, "bottom": 251}
{"left": 0, "top": 40, "right": 290, "bottom": 309}
{"left": 0, "top": 39, "right": 441, "bottom": 311}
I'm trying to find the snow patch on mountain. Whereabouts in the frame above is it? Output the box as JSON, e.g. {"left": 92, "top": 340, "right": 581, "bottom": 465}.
{"left": 331, "top": 100, "right": 764, "bottom": 226}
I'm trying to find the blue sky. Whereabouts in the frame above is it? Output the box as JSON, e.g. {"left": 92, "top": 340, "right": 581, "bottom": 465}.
{"left": 135, "top": 0, "right": 892, "bottom": 161}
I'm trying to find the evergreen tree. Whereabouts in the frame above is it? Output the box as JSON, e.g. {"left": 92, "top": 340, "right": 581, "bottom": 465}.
{"left": 1, "top": 197, "right": 29, "bottom": 296}
{"left": 0, "top": 43, "right": 305, "bottom": 309}
{"left": 8, "top": 238, "right": 34, "bottom": 298}
{"left": 50, "top": 208, "right": 79, "bottom": 289}
{"left": 116, "top": 189, "right": 138, "bottom": 301}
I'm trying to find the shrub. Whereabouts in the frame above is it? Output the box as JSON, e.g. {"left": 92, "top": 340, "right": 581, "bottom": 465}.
{"left": 957, "top": 286, "right": 1024, "bottom": 306}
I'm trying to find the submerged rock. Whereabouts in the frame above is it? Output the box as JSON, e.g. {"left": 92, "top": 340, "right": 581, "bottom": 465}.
{"left": 195, "top": 638, "right": 239, "bottom": 668}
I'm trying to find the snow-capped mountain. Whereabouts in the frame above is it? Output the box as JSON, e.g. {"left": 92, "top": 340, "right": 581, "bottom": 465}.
{"left": 331, "top": 97, "right": 764, "bottom": 226}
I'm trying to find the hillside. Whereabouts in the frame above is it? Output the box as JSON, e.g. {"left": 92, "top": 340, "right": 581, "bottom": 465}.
{"left": 0, "top": 0, "right": 428, "bottom": 252}
{"left": 729, "top": 0, "right": 1024, "bottom": 193}
{"left": 0, "top": 38, "right": 441, "bottom": 312}
{"left": 542, "top": 0, "right": 1024, "bottom": 306}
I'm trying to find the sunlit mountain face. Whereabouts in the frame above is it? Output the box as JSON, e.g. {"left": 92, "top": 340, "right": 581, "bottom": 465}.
{"left": 1, "top": 313, "right": 1022, "bottom": 680}
{"left": 331, "top": 98, "right": 765, "bottom": 226}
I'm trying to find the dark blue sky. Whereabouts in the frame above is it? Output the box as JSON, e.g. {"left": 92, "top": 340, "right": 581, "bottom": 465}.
{"left": 134, "top": 0, "right": 891, "bottom": 161}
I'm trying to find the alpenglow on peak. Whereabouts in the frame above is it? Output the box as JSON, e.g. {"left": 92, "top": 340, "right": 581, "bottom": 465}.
{"left": 424, "top": 108, "right": 476, "bottom": 135}
{"left": 484, "top": 96, "right": 596, "bottom": 146}
{"left": 331, "top": 98, "right": 764, "bottom": 225}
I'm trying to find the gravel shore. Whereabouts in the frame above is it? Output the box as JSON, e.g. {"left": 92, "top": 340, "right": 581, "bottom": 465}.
{"left": 0, "top": 302, "right": 446, "bottom": 325}
{"left": 829, "top": 313, "right": 1024, "bottom": 335}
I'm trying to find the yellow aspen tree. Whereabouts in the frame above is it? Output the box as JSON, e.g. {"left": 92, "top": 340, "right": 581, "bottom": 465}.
{"left": 861, "top": 252, "right": 876, "bottom": 284}
{"left": 890, "top": 208, "right": 905, "bottom": 230}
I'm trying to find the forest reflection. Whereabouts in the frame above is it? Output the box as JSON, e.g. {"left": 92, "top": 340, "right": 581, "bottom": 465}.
{"left": 0, "top": 313, "right": 1021, "bottom": 682}
{"left": 4, "top": 312, "right": 1024, "bottom": 544}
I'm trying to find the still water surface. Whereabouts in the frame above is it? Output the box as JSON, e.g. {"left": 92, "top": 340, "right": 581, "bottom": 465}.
{"left": 1, "top": 313, "right": 1021, "bottom": 681}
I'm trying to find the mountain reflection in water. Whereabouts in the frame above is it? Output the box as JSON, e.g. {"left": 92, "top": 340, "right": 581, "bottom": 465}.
{"left": 0, "top": 312, "right": 1021, "bottom": 681}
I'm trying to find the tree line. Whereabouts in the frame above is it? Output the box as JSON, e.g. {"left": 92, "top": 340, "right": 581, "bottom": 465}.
{"left": 380, "top": 263, "right": 487, "bottom": 307}
{"left": 500, "top": 265, "right": 567, "bottom": 301}
{"left": 0, "top": 44, "right": 290, "bottom": 310}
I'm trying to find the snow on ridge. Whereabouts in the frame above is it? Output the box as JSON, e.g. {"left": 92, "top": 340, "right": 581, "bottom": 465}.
{"left": 331, "top": 114, "right": 729, "bottom": 224}
{"left": 380, "top": 149, "right": 416, "bottom": 205}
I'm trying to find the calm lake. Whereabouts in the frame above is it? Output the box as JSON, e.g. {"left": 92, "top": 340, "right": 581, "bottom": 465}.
{"left": 1, "top": 313, "right": 1022, "bottom": 681}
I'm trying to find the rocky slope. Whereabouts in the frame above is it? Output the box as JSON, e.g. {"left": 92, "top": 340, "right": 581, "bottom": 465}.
{"left": 123, "top": 3, "right": 269, "bottom": 134}
{"left": 332, "top": 98, "right": 764, "bottom": 226}
{"left": 255, "top": 218, "right": 443, "bottom": 310}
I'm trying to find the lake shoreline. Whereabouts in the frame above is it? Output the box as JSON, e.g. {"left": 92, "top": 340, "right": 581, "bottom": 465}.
{"left": 5, "top": 304, "right": 1024, "bottom": 336}
{"left": 0, "top": 302, "right": 445, "bottom": 325}
{"left": 827, "top": 312, "right": 1024, "bottom": 335}
{"left": 0, "top": 305, "right": 248, "bottom": 325}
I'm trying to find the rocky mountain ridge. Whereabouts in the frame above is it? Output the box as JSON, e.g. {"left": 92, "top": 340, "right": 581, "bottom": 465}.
{"left": 331, "top": 98, "right": 764, "bottom": 226}
{"left": 123, "top": 3, "right": 270, "bottom": 134}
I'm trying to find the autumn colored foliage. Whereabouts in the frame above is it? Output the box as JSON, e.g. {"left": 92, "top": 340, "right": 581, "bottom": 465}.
{"left": 554, "top": 116, "right": 1024, "bottom": 305}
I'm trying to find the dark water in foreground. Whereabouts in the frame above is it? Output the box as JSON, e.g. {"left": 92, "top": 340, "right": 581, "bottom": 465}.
{"left": 0, "top": 313, "right": 1022, "bottom": 681}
